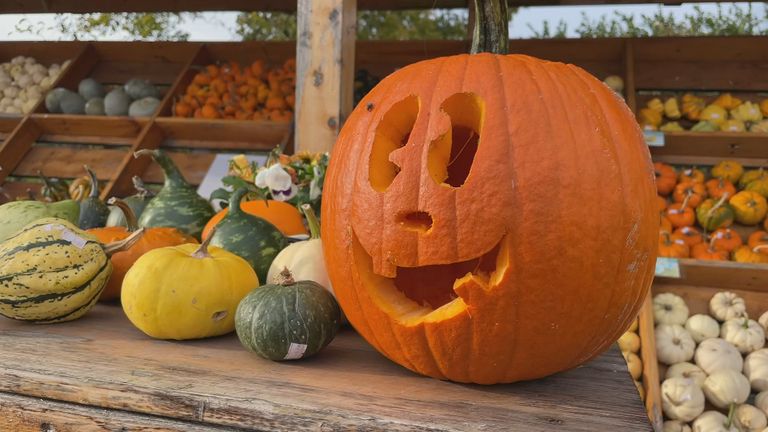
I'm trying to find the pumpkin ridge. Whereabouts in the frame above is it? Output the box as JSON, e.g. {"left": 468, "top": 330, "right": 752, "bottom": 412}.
{"left": 0, "top": 238, "right": 98, "bottom": 260}
{"left": 26, "top": 276, "right": 105, "bottom": 323}
{"left": 0, "top": 262, "right": 86, "bottom": 283}
{"left": 0, "top": 257, "right": 109, "bottom": 306}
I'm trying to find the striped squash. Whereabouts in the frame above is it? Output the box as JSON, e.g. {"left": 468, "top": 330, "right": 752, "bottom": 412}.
{"left": 0, "top": 218, "right": 141, "bottom": 323}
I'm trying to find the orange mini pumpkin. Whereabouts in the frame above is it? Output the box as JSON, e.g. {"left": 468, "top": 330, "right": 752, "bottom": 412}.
{"left": 710, "top": 227, "right": 743, "bottom": 252}
{"left": 672, "top": 226, "right": 704, "bottom": 247}
{"left": 748, "top": 230, "right": 768, "bottom": 250}
{"left": 659, "top": 231, "right": 690, "bottom": 258}
{"left": 202, "top": 199, "right": 307, "bottom": 241}
{"left": 678, "top": 167, "right": 705, "bottom": 184}
{"left": 655, "top": 162, "right": 677, "bottom": 196}
{"left": 666, "top": 194, "right": 696, "bottom": 228}
{"left": 88, "top": 198, "right": 197, "bottom": 302}
{"left": 322, "top": 27, "right": 657, "bottom": 384}
{"left": 673, "top": 181, "right": 706, "bottom": 208}
{"left": 705, "top": 178, "right": 736, "bottom": 200}
{"left": 656, "top": 195, "right": 668, "bottom": 212}
{"left": 691, "top": 236, "right": 729, "bottom": 261}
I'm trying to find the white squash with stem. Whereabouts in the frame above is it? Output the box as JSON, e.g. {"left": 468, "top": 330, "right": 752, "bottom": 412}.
{"left": 695, "top": 338, "right": 743, "bottom": 374}
{"left": 686, "top": 314, "right": 720, "bottom": 343}
{"left": 657, "top": 324, "right": 696, "bottom": 365}
{"left": 745, "top": 349, "right": 768, "bottom": 392}
{"left": 721, "top": 317, "right": 765, "bottom": 354}
{"left": 662, "top": 377, "right": 705, "bottom": 422}
{"left": 692, "top": 410, "right": 738, "bottom": 432}
{"left": 666, "top": 362, "right": 707, "bottom": 388}
{"left": 735, "top": 404, "right": 767, "bottom": 432}
{"left": 655, "top": 293, "right": 690, "bottom": 325}
{"left": 702, "top": 369, "right": 750, "bottom": 409}
{"left": 710, "top": 292, "right": 747, "bottom": 322}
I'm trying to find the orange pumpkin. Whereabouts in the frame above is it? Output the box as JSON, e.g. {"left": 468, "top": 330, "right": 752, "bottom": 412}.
{"left": 672, "top": 226, "right": 704, "bottom": 247}
{"left": 705, "top": 178, "right": 736, "bottom": 200}
{"left": 660, "top": 215, "right": 673, "bottom": 233}
{"left": 88, "top": 199, "right": 197, "bottom": 302}
{"left": 733, "top": 245, "right": 768, "bottom": 264}
{"left": 691, "top": 236, "right": 729, "bottom": 261}
{"left": 678, "top": 167, "right": 705, "bottom": 184}
{"left": 655, "top": 162, "right": 677, "bottom": 196}
{"left": 673, "top": 181, "right": 706, "bottom": 208}
{"left": 321, "top": 45, "right": 657, "bottom": 383}
{"left": 748, "top": 230, "right": 768, "bottom": 250}
{"left": 659, "top": 231, "right": 690, "bottom": 258}
{"left": 710, "top": 227, "right": 743, "bottom": 252}
{"left": 656, "top": 195, "right": 667, "bottom": 212}
{"left": 202, "top": 199, "right": 307, "bottom": 240}
{"left": 666, "top": 196, "right": 696, "bottom": 228}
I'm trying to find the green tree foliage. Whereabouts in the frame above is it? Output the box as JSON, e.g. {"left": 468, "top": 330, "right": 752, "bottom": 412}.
{"left": 15, "top": 13, "right": 192, "bottom": 41}
{"left": 529, "top": 3, "right": 768, "bottom": 39}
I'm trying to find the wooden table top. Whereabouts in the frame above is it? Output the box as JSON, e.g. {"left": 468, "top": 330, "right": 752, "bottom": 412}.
{"left": 0, "top": 304, "right": 651, "bottom": 431}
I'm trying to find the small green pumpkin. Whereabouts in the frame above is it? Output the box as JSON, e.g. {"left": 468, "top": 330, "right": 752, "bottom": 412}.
{"left": 745, "top": 178, "right": 768, "bottom": 199}
{"left": 106, "top": 176, "right": 154, "bottom": 227}
{"left": 210, "top": 187, "right": 287, "bottom": 283}
{"left": 136, "top": 149, "right": 215, "bottom": 239}
{"left": 235, "top": 269, "right": 341, "bottom": 361}
{"left": 78, "top": 166, "right": 110, "bottom": 229}
{"left": 696, "top": 195, "right": 734, "bottom": 231}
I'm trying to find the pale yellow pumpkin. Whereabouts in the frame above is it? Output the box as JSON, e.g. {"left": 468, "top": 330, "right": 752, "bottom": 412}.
{"left": 730, "top": 191, "right": 768, "bottom": 225}
{"left": 121, "top": 232, "right": 259, "bottom": 340}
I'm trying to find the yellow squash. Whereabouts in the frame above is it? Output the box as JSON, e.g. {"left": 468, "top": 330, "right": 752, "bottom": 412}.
{"left": 121, "top": 229, "right": 259, "bottom": 340}
{"left": 730, "top": 191, "right": 768, "bottom": 226}
{"left": 711, "top": 160, "right": 744, "bottom": 184}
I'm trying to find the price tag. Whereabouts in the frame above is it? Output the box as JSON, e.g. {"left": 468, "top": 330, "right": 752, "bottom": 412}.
{"left": 644, "top": 131, "right": 665, "bottom": 147}
{"left": 655, "top": 257, "right": 681, "bottom": 278}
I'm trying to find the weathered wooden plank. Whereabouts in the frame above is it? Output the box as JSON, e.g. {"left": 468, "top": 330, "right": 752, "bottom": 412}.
{"left": 637, "top": 294, "right": 662, "bottom": 431}
{"left": 0, "top": 304, "right": 651, "bottom": 431}
{"left": 655, "top": 259, "right": 768, "bottom": 294}
{"left": 154, "top": 118, "right": 290, "bottom": 150}
{"left": 32, "top": 115, "right": 147, "bottom": 142}
{"left": 0, "top": 117, "right": 41, "bottom": 184}
{"left": 12, "top": 144, "right": 126, "bottom": 181}
{"left": 141, "top": 150, "right": 215, "bottom": 186}
{"left": 0, "top": 392, "right": 242, "bottom": 432}
{"left": 623, "top": 40, "right": 637, "bottom": 113}
{"left": 295, "top": 0, "right": 357, "bottom": 152}
{"left": 650, "top": 132, "right": 768, "bottom": 164}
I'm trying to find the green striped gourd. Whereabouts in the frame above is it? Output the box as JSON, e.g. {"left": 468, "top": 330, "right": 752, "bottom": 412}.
{"left": 210, "top": 187, "right": 287, "bottom": 283}
{"left": 235, "top": 269, "right": 341, "bottom": 361}
{"left": 0, "top": 200, "right": 79, "bottom": 243}
{"left": 106, "top": 176, "right": 154, "bottom": 227}
{"left": 78, "top": 165, "right": 110, "bottom": 229}
{"left": 0, "top": 218, "right": 142, "bottom": 323}
{"left": 135, "top": 149, "right": 215, "bottom": 239}
{"left": 696, "top": 195, "right": 734, "bottom": 231}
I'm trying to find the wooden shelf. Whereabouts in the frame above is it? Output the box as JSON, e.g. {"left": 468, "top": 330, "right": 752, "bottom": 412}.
{"left": 0, "top": 304, "right": 651, "bottom": 431}
{"left": 650, "top": 131, "right": 768, "bottom": 166}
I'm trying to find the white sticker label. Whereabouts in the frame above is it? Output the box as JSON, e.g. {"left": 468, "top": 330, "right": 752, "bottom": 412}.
{"left": 42, "top": 223, "right": 87, "bottom": 249}
{"left": 284, "top": 343, "right": 308, "bottom": 360}
{"left": 644, "top": 130, "right": 665, "bottom": 147}
{"left": 655, "top": 257, "right": 681, "bottom": 278}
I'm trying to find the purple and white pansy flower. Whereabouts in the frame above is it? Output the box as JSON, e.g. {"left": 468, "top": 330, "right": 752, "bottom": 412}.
{"left": 254, "top": 163, "right": 298, "bottom": 201}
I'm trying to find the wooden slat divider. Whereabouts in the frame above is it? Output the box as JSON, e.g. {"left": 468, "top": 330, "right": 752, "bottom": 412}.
{"left": 623, "top": 39, "right": 637, "bottom": 113}
{"left": 155, "top": 44, "right": 209, "bottom": 118}
{"left": 101, "top": 121, "right": 164, "bottom": 199}
{"left": 0, "top": 117, "right": 41, "bottom": 184}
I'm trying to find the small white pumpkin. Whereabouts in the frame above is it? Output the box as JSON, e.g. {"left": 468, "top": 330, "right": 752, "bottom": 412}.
{"left": 623, "top": 351, "right": 643, "bottom": 380}
{"left": 693, "top": 411, "right": 737, "bottom": 432}
{"left": 710, "top": 292, "right": 747, "bottom": 322}
{"left": 759, "top": 311, "right": 768, "bottom": 335}
{"left": 618, "top": 331, "right": 641, "bottom": 353}
{"left": 736, "top": 404, "right": 768, "bottom": 432}
{"left": 721, "top": 318, "right": 765, "bottom": 354}
{"left": 657, "top": 324, "right": 696, "bottom": 365}
{"left": 663, "top": 420, "right": 692, "bottom": 432}
{"left": 663, "top": 377, "right": 706, "bottom": 422}
{"left": 745, "top": 349, "right": 768, "bottom": 392}
{"left": 667, "top": 362, "right": 708, "bottom": 388}
{"left": 695, "top": 338, "right": 743, "bottom": 374}
{"left": 755, "top": 391, "right": 768, "bottom": 417}
{"left": 687, "top": 314, "right": 721, "bottom": 343}
{"left": 655, "top": 293, "right": 690, "bottom": 325}
{"left": 703, "top": 369, "right": 750, "bottom": 409}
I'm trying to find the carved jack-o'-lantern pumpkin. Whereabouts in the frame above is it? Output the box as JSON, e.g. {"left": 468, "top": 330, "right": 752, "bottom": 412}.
{"left": 321, "top": 0, "right": 658, "bottom": 384}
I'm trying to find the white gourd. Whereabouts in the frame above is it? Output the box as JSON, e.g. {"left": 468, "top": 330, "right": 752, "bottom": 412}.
{"left": 703, "top": 369, "right": 750, "bottom": 409}
{"left": 3, "top": 85, "right": 19, "bottom": 98}
{"left": 735, "top": 404, "right": 768, "bottom": 432}
{"left": 687, "top": 314, "right": 721, "bottom": 343}
{"left": 759, "top": 311, "right": 768, "bottom": 335}
{"left": 745, "top": 349, "right": 768, "bottom": 392}
{"left": 15, "top": 74, "right": 31, "bottom": 88}
{"left": 755, "top": 392, "right": 768, "bottom": 417}
{"left": 657, "top": 324, "right": 696, "bottom": 365}
{"left": 655, "top": 293, "right": 690, "bottom": 325}
{"left": 663, "top": 420, "right": 692, "bottom": 432}
{"left": 662, "top": 377, "right": 706, "bottom": 422}
{"left": 695, "top": 338, "right": 743, "bottom": 374}
{"left": 710, "top": 292, "right": 747, "bottom": 322}
{"left": 692, "top": 411, "right": 737, "bottom": 432}
{"left": 666, "top": 362, "right": 708, "bottom": 388}
{"left": 721, "top": 318, "right": 765, "bottom": 354}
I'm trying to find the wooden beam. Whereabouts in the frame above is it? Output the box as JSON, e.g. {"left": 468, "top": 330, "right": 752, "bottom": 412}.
{"left": 295, "top": 0, "right": 357, "bottom": 153}
{"left": 0, "top": 117, "right": 41, "bottom": 185}
{"left": 101, "top": 122, "right": 165, "bottom": 199}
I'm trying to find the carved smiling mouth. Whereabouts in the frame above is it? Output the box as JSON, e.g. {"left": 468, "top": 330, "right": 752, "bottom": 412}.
{"left": 352, "top": 231, "right": 509, "bottom": 325}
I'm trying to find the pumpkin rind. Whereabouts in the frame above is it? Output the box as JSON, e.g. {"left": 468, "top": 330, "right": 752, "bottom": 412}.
{"left": 202, "top": 199, "right": 307, "bottom": 239}
{"left": 321, "top": 53, "right": 657, "bottom": 384}
{"left": 730, "top": 191, "right": 768, "bottom": 226}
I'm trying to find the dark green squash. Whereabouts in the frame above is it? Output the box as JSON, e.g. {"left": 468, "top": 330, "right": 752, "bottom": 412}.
{"left": 78, "top": 166, "right": 110, "bottom": 229}
{"left": 106, "top": 176, "right": 154, "bottom": 227}
{"left": 210, "top": 187, "right": 286, "bottom": 283}
{"left": 135, "top": 149, "right": 215, "bottom": 239}
{"left": 235, "top": 269, "right": 341, "bottom": 361}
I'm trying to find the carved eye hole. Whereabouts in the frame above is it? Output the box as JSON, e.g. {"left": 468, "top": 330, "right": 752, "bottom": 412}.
{"left": 369, "top": 95, "right": 419, "bottom": 192}
{"left": 428, "top": 93, "right": 484, "bottom": 188}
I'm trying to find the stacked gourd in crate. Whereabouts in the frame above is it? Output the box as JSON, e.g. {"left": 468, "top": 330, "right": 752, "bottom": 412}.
{"left": 619, "top": 319, "right": 645, "bottom": 400}
{"left": 0, "top": 56, "right": 68, "bottom": 115}
{"left": 656, "top": 160, "right": 768, "bottom": 263}
{"left": 653, "top": 291, "right": 768, "bottom": 431}
{"left": 638, "top": 93, "right": 768, "bottom": 133}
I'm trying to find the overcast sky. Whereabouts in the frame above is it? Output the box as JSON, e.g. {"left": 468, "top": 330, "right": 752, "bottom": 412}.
{"left": 0, "top": 3, "right": 761, "bottom": 40}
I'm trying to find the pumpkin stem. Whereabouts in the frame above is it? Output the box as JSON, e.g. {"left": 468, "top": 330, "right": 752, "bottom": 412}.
{"left": 680, "top": 191, "right": 692, "bottom": 210}
{"left": 725, "top": 402, "right": 735, "bottom": 429}
{"left": 107, "top": 197, "right": 139, "bottom": 232}
{"left": 301, "top": 204, "right": 320, "bottom": 240}
{"left": 470, "top": 0, "right": 509, "bottom": 55}
{"left": 228, "top": 187, "right": 249, "bottom": 216}
{"left": 83, "top": 165, "right": 100, "bottom": 199}
{"left": 754, "top": 244, "right": 768, "bottom": 254}
{"left": 708, "top": 235, "right": 719, "bottom": 253}
{"left": 134, "top": 149, "right": 187, "bottom": 189}
{"left": 706, "top": 192, "right": 730, "bottom": 219}
{"left": 191, "top": 225, "right": 216, "bottom": 259}
{"left": 275, "top": 267, "right": 296, "bottom": 286}
{"left": 132, "top": 176, "right": 154, "bottom": 199}
{"left": 103, "top": 228, "right": 144, "bottom": 256}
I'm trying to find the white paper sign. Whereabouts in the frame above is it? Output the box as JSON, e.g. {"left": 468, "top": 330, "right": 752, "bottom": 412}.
{"left": 644, "top": 131, "right": 665, "bottom": 147}
{"left": 655, "top": 257, "right": 681, "bottom": 278}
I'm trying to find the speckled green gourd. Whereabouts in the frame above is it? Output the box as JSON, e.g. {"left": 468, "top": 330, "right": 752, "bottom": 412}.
{"left": 210, "top": 187, "right": 286, "bottom": 282}
{"left": 0, "top": 200, "right": 80, "bottom": 243}
{"left": 235, "top": 270, "right": 341, "bottom": 361}
{"left": 106, "top": 176, "right": 154, "bottom": 227}
{"left": 135, "top": 149, "right": 215, "bottom": 239}
{"left": 78, "top": 166, "right": 110, "bottom": 229}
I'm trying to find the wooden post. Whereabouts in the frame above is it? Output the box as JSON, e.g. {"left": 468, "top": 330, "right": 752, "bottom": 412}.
{"left": 295, "top": 0, "right": 357, "bottom": 153}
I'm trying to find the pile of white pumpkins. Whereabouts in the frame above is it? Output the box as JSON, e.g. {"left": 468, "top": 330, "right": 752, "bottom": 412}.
{"left": 654, "top": 291, "right": 768, "bottom": 432}
{"left": 0, "top": 56, "right": 69, "bottom": 115}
